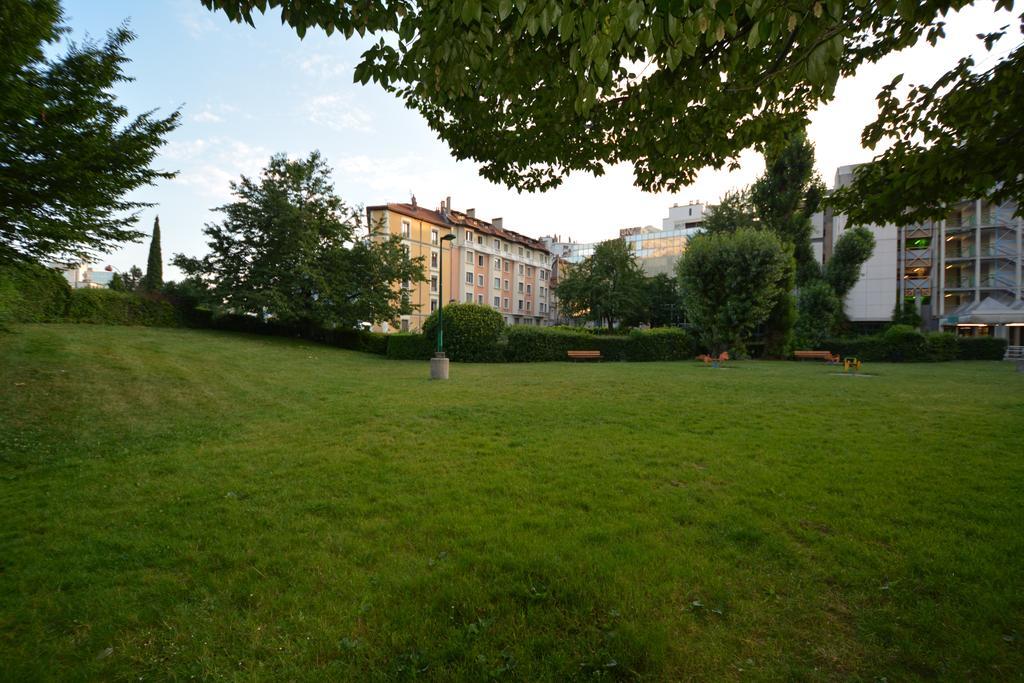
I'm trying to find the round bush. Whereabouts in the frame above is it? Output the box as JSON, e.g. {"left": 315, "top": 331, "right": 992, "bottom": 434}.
{"left": 422, "top": 303, "right": 504, "bottom": 362}
{"left": 881, "top": 324, "right": 928, "bottom": 361}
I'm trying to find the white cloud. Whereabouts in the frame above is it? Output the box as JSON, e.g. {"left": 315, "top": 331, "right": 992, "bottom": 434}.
{"left": 179, "top": 1, "right": 218, "bottom": 38}
{"left": 192, "top": 109, "right": 223, "bottom": 124}
{"left": 304, "top": 94, "right": 373, "bottom": 132}
{"left": 299, "top": 53, "right": 350, "bottom": 80}
{"left": 172, "top": 138, "right": 271, "bottom": 201}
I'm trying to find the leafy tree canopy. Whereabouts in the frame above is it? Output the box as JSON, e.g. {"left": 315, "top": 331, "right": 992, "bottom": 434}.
{"left": 1, "top": 1, "right": 180, "bottom": 264}
{"left": 825, "top": 226, "right": 876, "bottom": 298}
{"left": 555, "top": 238, "right": 646, "bottom": 329}
{"left": 677, "top": 229, "right": 789, "bottom": 355}
{"left": 202, "top": 0, "right": 1021, "bottom": 221}
{"left": 173, "top": 151, "right": 424, "bottom": 328}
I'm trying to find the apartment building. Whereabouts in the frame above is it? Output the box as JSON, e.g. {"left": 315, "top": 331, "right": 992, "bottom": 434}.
{"left": 366, "top": 198, "right": 552, "bottom": 331}
{"left": 542, "top": 202, "right": 708, "bottom": 278}
{"left": 821, "top": 165, "right": 1024, "bottom": 344}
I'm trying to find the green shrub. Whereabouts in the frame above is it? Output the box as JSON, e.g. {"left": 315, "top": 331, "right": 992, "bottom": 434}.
{"left": 422, "top": 303, "right": 505, "bottom": 362}
{"left": 386, "top": 333, "right": 432, "bottom": 360}
{"left": 627, "top": 327, "right": 697, "bottom": 361}
{"left": 956, "top": 336, "right": 1007, "bottom": 360}
{"left": 0, "top": 261, "right": 71, "bottom": 326}
{"left": 357, "top": 331, "right": 389, "bottom": 356}
{"left": 880, "top": 324, "right": 929, "bottom": 361}
{"left": 65, "top": 289, "right": 177, "bottom": 326}
{"left": 925, "top": 332, "right": 959, "bottom": 361}
{"left": 504, "top": 326, "right": 632, "bottom": 362}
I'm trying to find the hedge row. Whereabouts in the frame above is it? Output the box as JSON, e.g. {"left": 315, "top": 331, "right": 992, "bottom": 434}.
{"left": 200, "top": 313, "right": 390, "bottom": 355}
{"left": 0, "top": 261, "right": 72, "bottom": 326}
{"left": 824, "top": 325, "right": 1007, "bottom": 362}
{"left": 65, "top": 289, "right": 178, "bottom": 326}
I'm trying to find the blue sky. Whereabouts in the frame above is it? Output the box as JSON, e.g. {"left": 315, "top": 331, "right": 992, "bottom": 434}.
{"left": 59, "top": 0, "right": 1013, "bottom": 279}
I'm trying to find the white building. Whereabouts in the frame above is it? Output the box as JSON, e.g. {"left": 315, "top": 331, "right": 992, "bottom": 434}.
{"left": 821, "top": 165, "right": 1023, "bottom": 344}
{"left": 48, "top": 263, "right": 114, "bottom": 289}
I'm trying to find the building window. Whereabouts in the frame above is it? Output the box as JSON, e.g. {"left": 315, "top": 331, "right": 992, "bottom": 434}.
{"left": 518, "top": 247, "right": 524, "bottom": 256}
{"left": 526, "top": 284, "right": 532, "bottom": 294}
{"left": 477, "top": 274, "right": 484, "bottom": 287}
{"left": 493, "top": 296, "right": 500, "bottom": 307}
{"left": 518, "top": 299, "right": 523, "bottom": 310}
{"left": 518, "top": 282, "right": 524, "bottom": 293}
{"left": 493, "top": 238, "right": 500, "bottom": 250}
{"left": 477, "top": 254, "right": 484, "bottom": 267}
{"left": 526, "top": 301, "right": 532, "bottom": 311}
{"left": 431, "top": 229, "right": 438, "bottom": 244}
{"left": 430, "top": 276, "right": 438, "bottom": 292}
{"left": 503, "top": 297, "right": 510, "bottom": 309}
{"left": 504, "top": 261, "right": 510, "bottom": 272}
{"left": 504, "top": 279, "right": 510, "bottom": 290}
{"left": 493, "top": 257, "right": 501, "bottom": 269}
{"left": 401, "top": 220, "right": 411, "bottom": 237}
{"left": 431, "top": 251, "right": 438, "bottom": 268}
{"left": 527, "top": 266, "right": 533, "bottom": 276}
{"left": 518, "top": 264, "right": 524, "bottom": 275}
{"left": 465, "top": 272, "right": 474, "bottom": 284}
{"left": 494, "top": 277, "right": 500, "bottom": 289}
{"left": 430, "top": 299, "right": 437, "bottom": 312}
{"left": 465, "top": 292, "right": 473, "bottom": 303}
{"left": 477, "top": 294, "right": 484, "bottom": 304}
{"left": 477, "top": 235, "right": 483, "bottom": 245}
{"left": 503, "top": 243, "right": 509, "bottom": 253}
{"left": 465, "top": 250, "right": 473, "bottom": 264}
{"left": 465, "top": 230, "right": 472, "bottom": 242}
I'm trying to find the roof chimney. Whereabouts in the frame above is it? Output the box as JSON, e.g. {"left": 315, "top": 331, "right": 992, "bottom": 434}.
{"left": 411, "top": 194, "right": 417, "bottom": 208}
{"left": 445, "top": 196, "right": 451, "bottom": 211}
{"left": 466, "top": 208, "right": 475, "bottom": 218}
{"left": 493, "top": 217, "right": 503, "bottom": 229}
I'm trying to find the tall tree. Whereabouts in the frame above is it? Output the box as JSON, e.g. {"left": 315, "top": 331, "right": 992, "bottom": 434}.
{"left": 555, "top": 238, "right": 646, "bottom": 330}
{"left": 173, "top": 152, "right": 424, "bottom": 328}
{"left": 677, "top": 229, "right": 789, "bottom": 355}
{"left": 141, "top": 216, "right": 163, "bottom": 291}
{"left": 0, "top": 2, "right": 180, "bottom": 264}
{"left": 824, "top": 227, "right": 876, "bottom": 298}
{"left": 203, "top": 0, "right": 1022, "bottom": 220}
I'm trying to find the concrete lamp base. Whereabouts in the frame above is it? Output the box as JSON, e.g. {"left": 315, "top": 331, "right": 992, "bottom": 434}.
{"left": 430, "top": 353, "right": 450, "bottom": 380}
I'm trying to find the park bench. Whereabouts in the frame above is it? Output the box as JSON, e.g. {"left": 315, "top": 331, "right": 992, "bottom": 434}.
{"left": 567, "top": 350, "right": 602, "bottom": 362}
{"left": 696, "top": 351, "right": 730, "bottom": 365}
{"left": 794, "top": 350, "right": 840, "bottom": 363}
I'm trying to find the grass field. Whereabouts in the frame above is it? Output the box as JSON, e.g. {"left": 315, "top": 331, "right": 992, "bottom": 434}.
{"left": 1, "top": 324, "right": 1022, "bottom": 681}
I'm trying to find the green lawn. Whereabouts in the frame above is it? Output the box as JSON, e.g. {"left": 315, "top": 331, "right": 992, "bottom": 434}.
{"left": 1, "top": 324, "right": 1022, "bottom": 681}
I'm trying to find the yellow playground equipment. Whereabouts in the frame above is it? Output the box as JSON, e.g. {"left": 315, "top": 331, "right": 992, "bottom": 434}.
{"left": 843, "top": 357, "right": 862, "bottom": 373}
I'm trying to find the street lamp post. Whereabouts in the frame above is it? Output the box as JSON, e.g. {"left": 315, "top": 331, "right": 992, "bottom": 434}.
{"left": 431, "top": 233, "right": 457, "bottom": 380}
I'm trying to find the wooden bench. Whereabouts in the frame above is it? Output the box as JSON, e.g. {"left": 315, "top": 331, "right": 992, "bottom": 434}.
{"left": 696, "top": 352, "right": 729, "bottom": 365}
{"left": 794, "top": 350, "right": 840, "bottom": 363}
{"left": 567, "top": 350, "right": 602, "bottom": 362}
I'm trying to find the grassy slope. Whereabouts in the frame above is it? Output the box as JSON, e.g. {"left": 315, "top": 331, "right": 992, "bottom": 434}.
{"left": 1, "top": 324, "right": 1022, "bottom": 681}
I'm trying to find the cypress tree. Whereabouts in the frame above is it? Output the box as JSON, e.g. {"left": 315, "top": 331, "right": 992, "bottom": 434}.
{"left": 143, "top": 217, "right": 163, "bottom": 291}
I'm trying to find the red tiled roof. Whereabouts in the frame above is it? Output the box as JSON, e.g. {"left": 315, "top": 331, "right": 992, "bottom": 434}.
{"left": 367, "top": 202, "right": 549, "bottom": 253}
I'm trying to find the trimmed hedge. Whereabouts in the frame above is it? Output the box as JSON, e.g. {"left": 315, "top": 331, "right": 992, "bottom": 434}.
{"left": 0, "top": 262, "right": 71, "bottom": 325}
{"left": 386, "top": 333, "right": 432, "bottom": 360}
{"left": 824, "top": 328, "right": 1008, "bottom": 362}
{"left": 504, "top": 326, "right": 695, "bottom": 362}
{"left": 926, "top": 333, "right": 959, "bottom": 362}
{"left": 628, "top": 327, "right": 698, "bottom": 361}
{"left": 956, "top": 336, "right": 1007, "bottom": 360}
{"left": 66, "top": 289, "right": 177, "bottom": 326}
{"left": 200, "top": 314, "right": 390, "bottom": 355}
{"left": 422, "top": 303, "right": 505, "bottom": 362}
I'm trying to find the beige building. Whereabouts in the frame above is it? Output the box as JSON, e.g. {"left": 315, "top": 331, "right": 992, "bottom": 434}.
{"left": 366, "top": 198, "right": 552, "bottom": 332}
